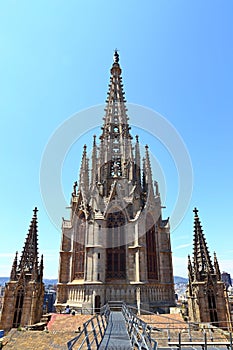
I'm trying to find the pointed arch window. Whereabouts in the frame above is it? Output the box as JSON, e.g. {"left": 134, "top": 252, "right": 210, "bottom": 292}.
{"left": 73, "top": 212, "right": 85, "bottom": 279}
{"left": 207, "top": 289, "right": 218, "bottom": 326}
{"left": 106, "top": 210, "right": 126, "bottom": 279}
{"left": 146, "top": 214, "right": 158, "bottom": 280}
{"left": 13, "top": 287, "right": 24, "bottom": 328}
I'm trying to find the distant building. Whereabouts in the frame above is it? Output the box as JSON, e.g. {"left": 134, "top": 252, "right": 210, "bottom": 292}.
{"left": 187, "top": 208, "right": 232, "bottom": 329}
{"left": 0, "top": 286, "right": 5, "bottom": 313}
{"left": 43, "top": 289, "right": 56, "bottom": 313}
{"left": 222, "top": 271, "right": 232, "bottom": 290}
{"left": 0, "top": 208, "right": 44, "bottom": 331}
{"left": 55, "top": 51, "right": 175, "bottom": 313}
{"left": 0, "top": 286, "right": 5, "bottom": 298}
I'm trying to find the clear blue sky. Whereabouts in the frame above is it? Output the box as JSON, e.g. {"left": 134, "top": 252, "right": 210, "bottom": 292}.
{"left": 0, "top": 1, "right": 232, "bottom": 278}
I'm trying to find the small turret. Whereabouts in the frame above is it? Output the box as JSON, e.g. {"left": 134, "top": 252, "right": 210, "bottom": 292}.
{"left": 214, "top": 252, "right": 221, "bottom": 281}
{"left": 79, "top": 145, "right": 89, "bottom": 195}
{"left": 10, "top": 251, "right": 18, "bottom": 281}
{"left": 91, "top": 135, "right": 97, "bottom": 189}
{"left": 143, "top": 145, "right": 155, "bottom": 200}
{"left": 39, "top": 254, "right": 44, "bottom": 283}
{"left": 134, "top": 135, "right": 141, "bottom": 184}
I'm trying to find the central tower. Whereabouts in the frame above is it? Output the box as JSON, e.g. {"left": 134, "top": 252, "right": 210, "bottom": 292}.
{"left": 56, "top": 52, "right": 175, "bottom": 313}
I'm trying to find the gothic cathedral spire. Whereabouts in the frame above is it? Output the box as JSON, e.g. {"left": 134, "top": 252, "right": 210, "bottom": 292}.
{"left": 187, "top": 208, "right": 232, "bottom": 329}
{"left": 192, "top": 207, "right": 214, "bottom": 280}
{"left": 56, "top": 52, "right": 175, "bottom": 314}
{"left": 0, "top": 208, "right": 44, "bottom": 331}
{"left": 99, "top": 51, "right": 134, "bottom": 193}
{"left": 18, "top": 207, "right": 39, "bottom": 275}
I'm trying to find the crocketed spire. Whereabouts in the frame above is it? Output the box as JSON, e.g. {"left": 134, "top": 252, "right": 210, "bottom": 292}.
{"left": 99, "top": 50, "right": 133, "bottom": 187}
{"left": 10, "top": 251, "right": 18, "bottom": 281}
{"left": 18, "top": 207, "right": 39, "bottom": 274}
{"left": 78, "top": 144, "right": 89, "bottom": 195}
{"left": 192, "top": 208, "right": 214, "bottom": 280}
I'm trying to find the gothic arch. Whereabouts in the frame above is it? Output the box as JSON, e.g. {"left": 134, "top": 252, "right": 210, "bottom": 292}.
{"left": 73, "top": 212, "right": 85, "bottom": 279}
{"left": 207, "top": 289, "right": 218, "bottom": 325}
{"left": 106, "top": 209, "right": 126, "bottom": 279}
{"left": 146, "top": 213, "right": 158, "bottom": 280}
{"left": 13, "top": 286, "right": 24, "bottom": 328}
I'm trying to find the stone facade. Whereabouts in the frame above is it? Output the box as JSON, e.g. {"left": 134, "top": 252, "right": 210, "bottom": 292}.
{"left": 187, "top": 208, "right": 232, "bottom": 329}
{"left": 0, "top": 208, "right": 44, "bottom": 331}
{"left": 56, "top": 51, "right": 175, "bottom": 313}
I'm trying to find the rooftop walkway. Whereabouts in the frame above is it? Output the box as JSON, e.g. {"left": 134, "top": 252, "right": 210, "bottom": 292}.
{"left": 98, "top": 311, "right": 132, "bottom": 350}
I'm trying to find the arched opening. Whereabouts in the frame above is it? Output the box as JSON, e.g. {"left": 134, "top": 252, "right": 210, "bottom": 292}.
{"left": 13, "top": 287, "right": 24, "bottom": 328}
{"left": 146, "top": 214, "right": 158, "bottom": 280}
{"left": 94, "top": 295, "right": 101, "bottom": 313}
{"left": 208, "top": 290, "right": 218, "bottom": 326}
{"left": 73, "top": 212, "right": 85, "bottom": 279}
{"left": 106, "top": 210, "right": 126, "bottom": 279}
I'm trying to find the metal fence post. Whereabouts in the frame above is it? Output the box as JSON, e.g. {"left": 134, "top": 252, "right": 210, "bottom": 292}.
{"left": 178, "top": 332, "right": 181, "bottom": 350}
{"left": 84, "top": 321, "right": 91, "bottom": 350}
{"left": 91, "top": 318, "right": 98, "bottom": 347}
{"left": 97, "top": 314, "right": 103, "bottom": 339}
{"left": 204, "top": 331, "right": 207, "bottom": 350}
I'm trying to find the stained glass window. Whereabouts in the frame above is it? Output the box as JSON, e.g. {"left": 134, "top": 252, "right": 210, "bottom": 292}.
{"left": 106, "top": 210, "right": 126, "bottom": 279}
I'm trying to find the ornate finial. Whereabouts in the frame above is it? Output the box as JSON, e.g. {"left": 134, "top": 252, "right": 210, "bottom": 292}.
{"left": 93, "top": 135, "right": 96, "bottom": 146}
{"left": 193, "top": 207, "right": 198, "bottom": 217}
{"left": 83, "top": 144, "right": 87, "bottom": 151}
{"left": 73, "top": 181, "right": 78, "bottom": 196}
{"left": 33, "top": 207, "right": 38, "bottom": 217}
{"left": 114, "top": 49, "right": 119, "bottom": 63}
{"left": 145, "top": 144, "right": 149, "bottom": 150}
{"left": 136, "top": 135, "right": 139, "bottom": 142}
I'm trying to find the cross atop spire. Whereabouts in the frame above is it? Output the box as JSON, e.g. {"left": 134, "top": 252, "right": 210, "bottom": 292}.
{"left": 193, "top": 207, "right": 198, "bottom": 217}
{"left": 33, "top": 207, "right": 38, "bottom": 216}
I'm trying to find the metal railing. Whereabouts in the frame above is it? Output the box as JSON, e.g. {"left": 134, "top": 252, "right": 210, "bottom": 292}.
{"left": 67, "top": 302, "right": 233, "bottom": 349}
{"left": 168, "top": 330, "right": 233, "bottom": 350}
{"left": 67, "top": 304, "right": 110, "bottom": 350}
{"left": 168, "top": 324, "right": 233, "bottom": 350}
{"left": 122, "top": 303, "right": 157, "bottom": 350}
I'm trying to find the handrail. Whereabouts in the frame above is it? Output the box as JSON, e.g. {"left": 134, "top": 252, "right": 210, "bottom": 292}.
{"left": 168, "top": 331, "right": 233, "bottom": 350}
{"left": 68, "top": 302, "right": 232, "bottom": 349}
{"left": 67, "top": 304, "right": 110, "bottom": 349}
{"left": 121, "top": 302, "right": 157, "bottom": 350}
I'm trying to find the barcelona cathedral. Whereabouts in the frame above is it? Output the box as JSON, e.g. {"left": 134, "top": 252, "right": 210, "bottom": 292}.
{"left": 56, "top": 51, "right": 175, "bottom": 313}
{"left": 0, "top": 52, "right": 232, "bottom": 331}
